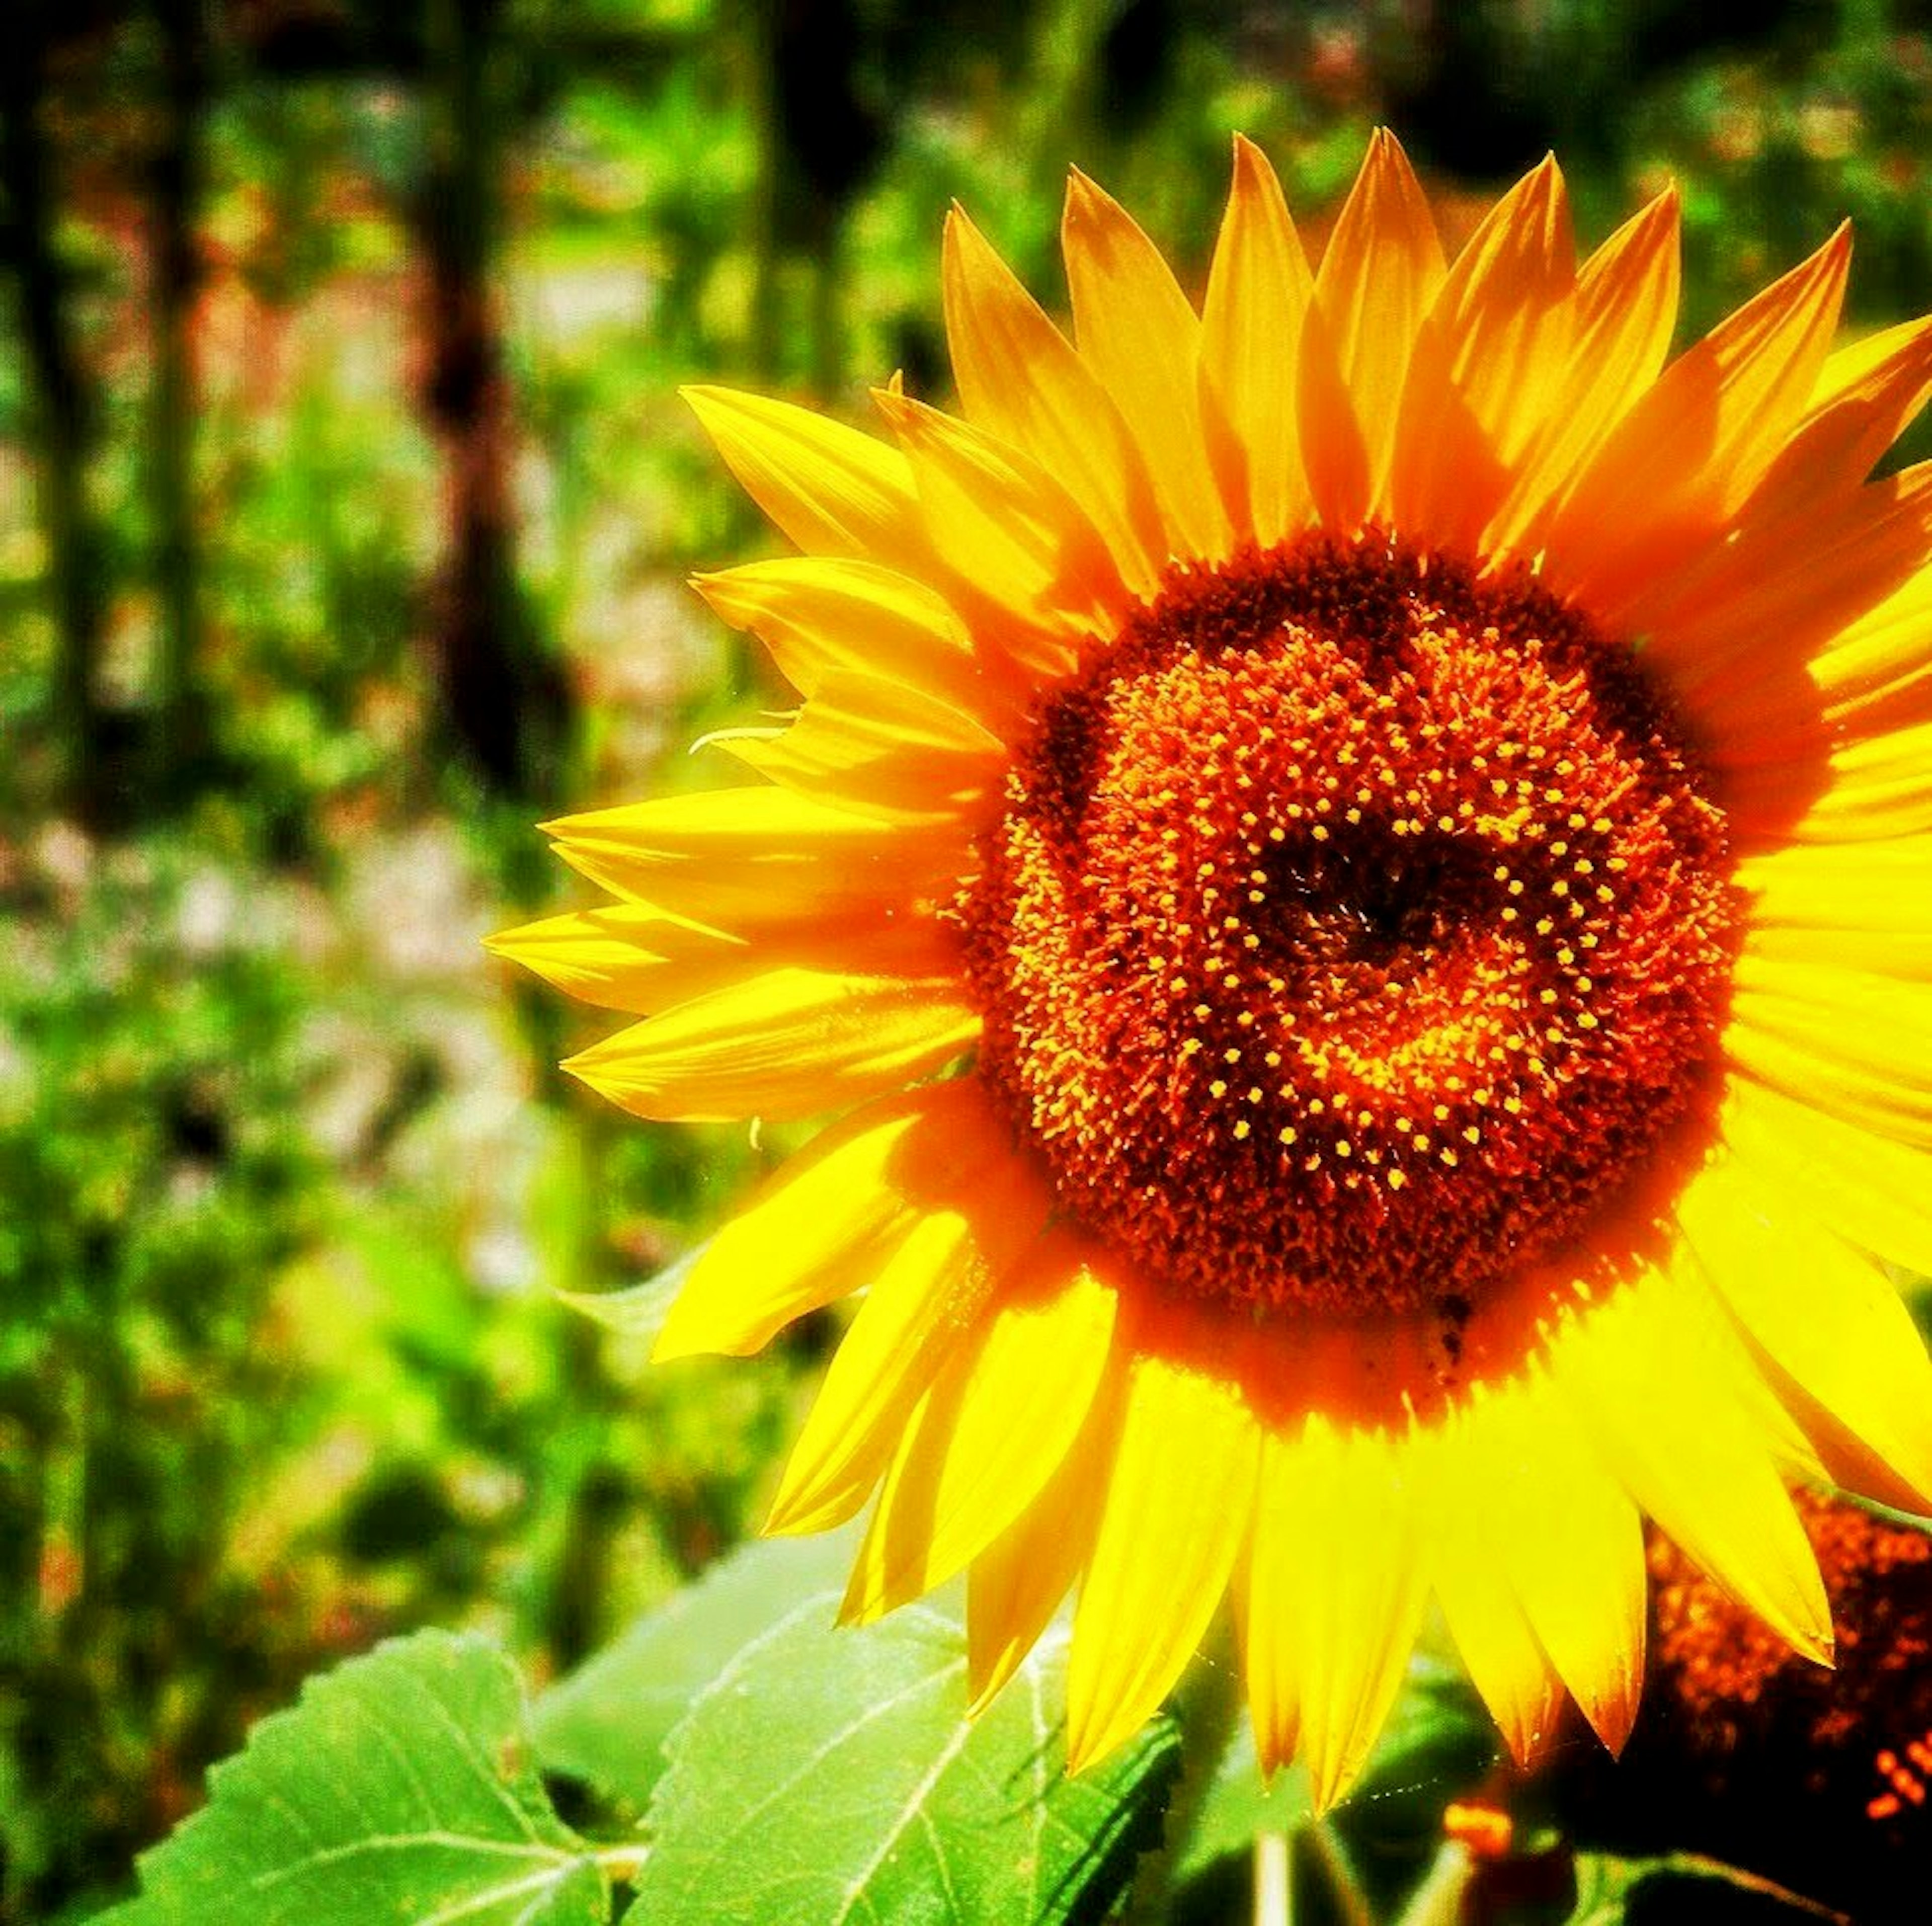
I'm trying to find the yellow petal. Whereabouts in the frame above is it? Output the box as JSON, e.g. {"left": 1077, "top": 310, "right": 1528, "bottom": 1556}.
{"left": 1541, "top": 225, "right": 1851, "bottom": 617}
{"left": 729, "top": 669, "right": 1005, "bottom": 825}
{"left": 692, "top": 557, "right": 1022, "bottom": 726}
{"left": 653, "top": 1078, "right": 1003, "bottom": 1361}
{"left": 1738, "top": 835, "right": 1932, "bottom": 978}
{"left": 1063, "top": 169, "right": 1232, "bottom": 559}
{"left": 1681, "top": 556, "right": 1932, "bottom": 760}
{"left": 765, "top": 1143, "right": 1049, "bottom": 1534}
{"left": 1550, "top": 1267, "right": 1831, "bottom": 1663}
{"left": 684, "top": 385, "right": 929, "bottom": 564}
{"left": 489, "top": 902, "right": 956, "bottom": 1016}
{"left": 1458, "top": 1375, "right": 1647, "bottom": 1754}
{"left": 1426, "top": 1421, "right": 1565, "bottom": 1766}
{"left": 1066, "top": 1345, "right": 1258, "bottom": 1772}
{"left": 1728, "top": 687, "right": 1932, "bottom": 836}
{"left": 565, "top": 966, "right": 980, "bottom": 1124}
{"left": 1727, "top": 954, "right": 1932, "bottom": 1146}
{"left": 841, "top": 1236, "right": 1119, "bottom": 1623}
{"left": 1719, "top": 1066, "right": 1932, "bottom": 1276}
{"left": 1755, "top": 311, "right": 1932, "bottom": 517}
{"left": 1200, "top": 134, "right": 1314, "bottom": 546}
{"left": 1639, "top": 469, "right": 1932, "bottom": 734}
{"left": 873, "top": 385, "right": 1127, "bottom": 666}
{"left": 1391, "top": 155, "right": 1576, "bottom": 554}
{"left": 1487, "top": 187, "right": 1680, "bottom": 556}
{"left": 943, "top": 206, "right": 1169, "bottom": 595}
{"left": 1810, "top": 575, "right": 1932, "bottom": 721}
{"left": 1675, "top": 1155, "right": 1932, "bottom": 1509}
{"left": 1242, "top": 1415, "right": 1430, "bottom": 1811}
{"left": 1299, "top": 129, "right": 1446, "bottom": 531}
{"left": 542, "top": 785, "right": 966, "bottom": 923}
{"left": 967, "top": 1385, "right": 1119, "bottom": 1714}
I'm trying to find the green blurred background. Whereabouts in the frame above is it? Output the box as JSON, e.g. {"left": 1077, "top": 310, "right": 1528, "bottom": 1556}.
{"left": 4, "top": 2, "right": 1931, "bottom": 1918}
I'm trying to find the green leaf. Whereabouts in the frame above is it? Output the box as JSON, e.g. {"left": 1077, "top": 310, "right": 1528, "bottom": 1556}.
{"left": 531, "top": 1528, "right": 859, "bottom": 1803}
{"left": 110, "top": 1631, "right": 610, "bottom": 1926}
{"left": 623, "top": 1596, "right": 1181, "bottom": 1926}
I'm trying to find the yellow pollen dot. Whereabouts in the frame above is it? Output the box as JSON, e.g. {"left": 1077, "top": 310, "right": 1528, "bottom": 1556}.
{"left": 1209, "top": 1079, "right": 1228, "bottom": 1098}
{"left": 1233, "top": 1119, "right": 1251, "bottom": 1141}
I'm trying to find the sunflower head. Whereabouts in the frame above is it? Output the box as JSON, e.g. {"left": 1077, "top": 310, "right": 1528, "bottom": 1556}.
{"left": 495, "top": 130, "right": 1932, "bottom": 1809}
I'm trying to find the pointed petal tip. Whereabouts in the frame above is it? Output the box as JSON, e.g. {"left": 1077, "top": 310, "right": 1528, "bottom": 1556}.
{"left": 1582, "top": 1677, "right": 1643, "bottom": 1760}
{"left": 1303, "top": 1756, "right": 1351, "bottom": 1819}
{"left": 1062, "top": 165, "right": 1112, "bottom": 223}
{"left": 1798, "top": 1621, "right": 1837, "bottom": 1669}
{"left": 1061, "top": 1716, "right": 1113, "bottom": 1779}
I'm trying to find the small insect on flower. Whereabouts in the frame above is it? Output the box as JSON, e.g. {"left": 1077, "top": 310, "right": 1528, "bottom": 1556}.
{"left": 494, "top": 131, "right": 1932, "bottom": 1809}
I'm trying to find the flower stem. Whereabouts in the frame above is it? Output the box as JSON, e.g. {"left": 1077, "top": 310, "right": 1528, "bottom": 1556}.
{"left": 1254, "top": 1830, "right": 1291, "bottom": 1926}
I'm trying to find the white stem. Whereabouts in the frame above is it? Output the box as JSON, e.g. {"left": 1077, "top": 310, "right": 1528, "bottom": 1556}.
{"left": 1254, "top": 1829, "right": 1291, "bottom": 1926}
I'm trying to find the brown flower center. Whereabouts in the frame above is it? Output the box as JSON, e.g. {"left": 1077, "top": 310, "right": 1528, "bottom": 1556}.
{"left": 958, "top": 532, "right": 1740, "bottom": 1317}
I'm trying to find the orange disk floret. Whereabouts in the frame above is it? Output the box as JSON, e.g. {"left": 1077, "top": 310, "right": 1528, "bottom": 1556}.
{"left": 960, "top": 530, "right": 1740, "bottom": 1317}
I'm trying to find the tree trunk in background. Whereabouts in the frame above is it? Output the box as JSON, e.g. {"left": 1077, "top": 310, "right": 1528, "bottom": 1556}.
{"left": 147, "top": 0, "right": 208, "bottom": 803}
{"left": 416, "top": 0, "right": 569, "bottom": 806}
{"left": 2, "top": 8, "right": 112, "bottom": 826}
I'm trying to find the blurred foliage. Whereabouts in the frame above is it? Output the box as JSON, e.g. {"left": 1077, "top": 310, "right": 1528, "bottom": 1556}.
{"left": 4, "top": 0, "right": 1932, "bottom": 1919}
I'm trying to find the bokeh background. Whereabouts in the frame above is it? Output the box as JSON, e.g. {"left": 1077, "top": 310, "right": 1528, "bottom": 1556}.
{"left": 7, "top": 3, "right": 1932, "bottom": 1919}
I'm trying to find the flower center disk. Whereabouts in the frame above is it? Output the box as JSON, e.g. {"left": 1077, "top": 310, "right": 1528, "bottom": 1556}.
{"left": 959, "top": 533, "right": 1741, "bottom": 1318}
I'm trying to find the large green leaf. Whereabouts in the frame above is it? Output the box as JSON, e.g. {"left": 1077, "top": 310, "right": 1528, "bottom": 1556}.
{"left": 109, "top": 1631, "right": 610, "bottom": 1926}
{"left": 623, "top": 1596, "right": 1181, "bottom": 1925}
{"left": 531, "top": 1528, "right": 859, "bottom": 1803}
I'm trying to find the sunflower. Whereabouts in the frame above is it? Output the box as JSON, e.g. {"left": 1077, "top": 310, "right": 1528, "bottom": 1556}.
{"left": 494, "top": 132, "right": 1932, "bottom": 1808}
